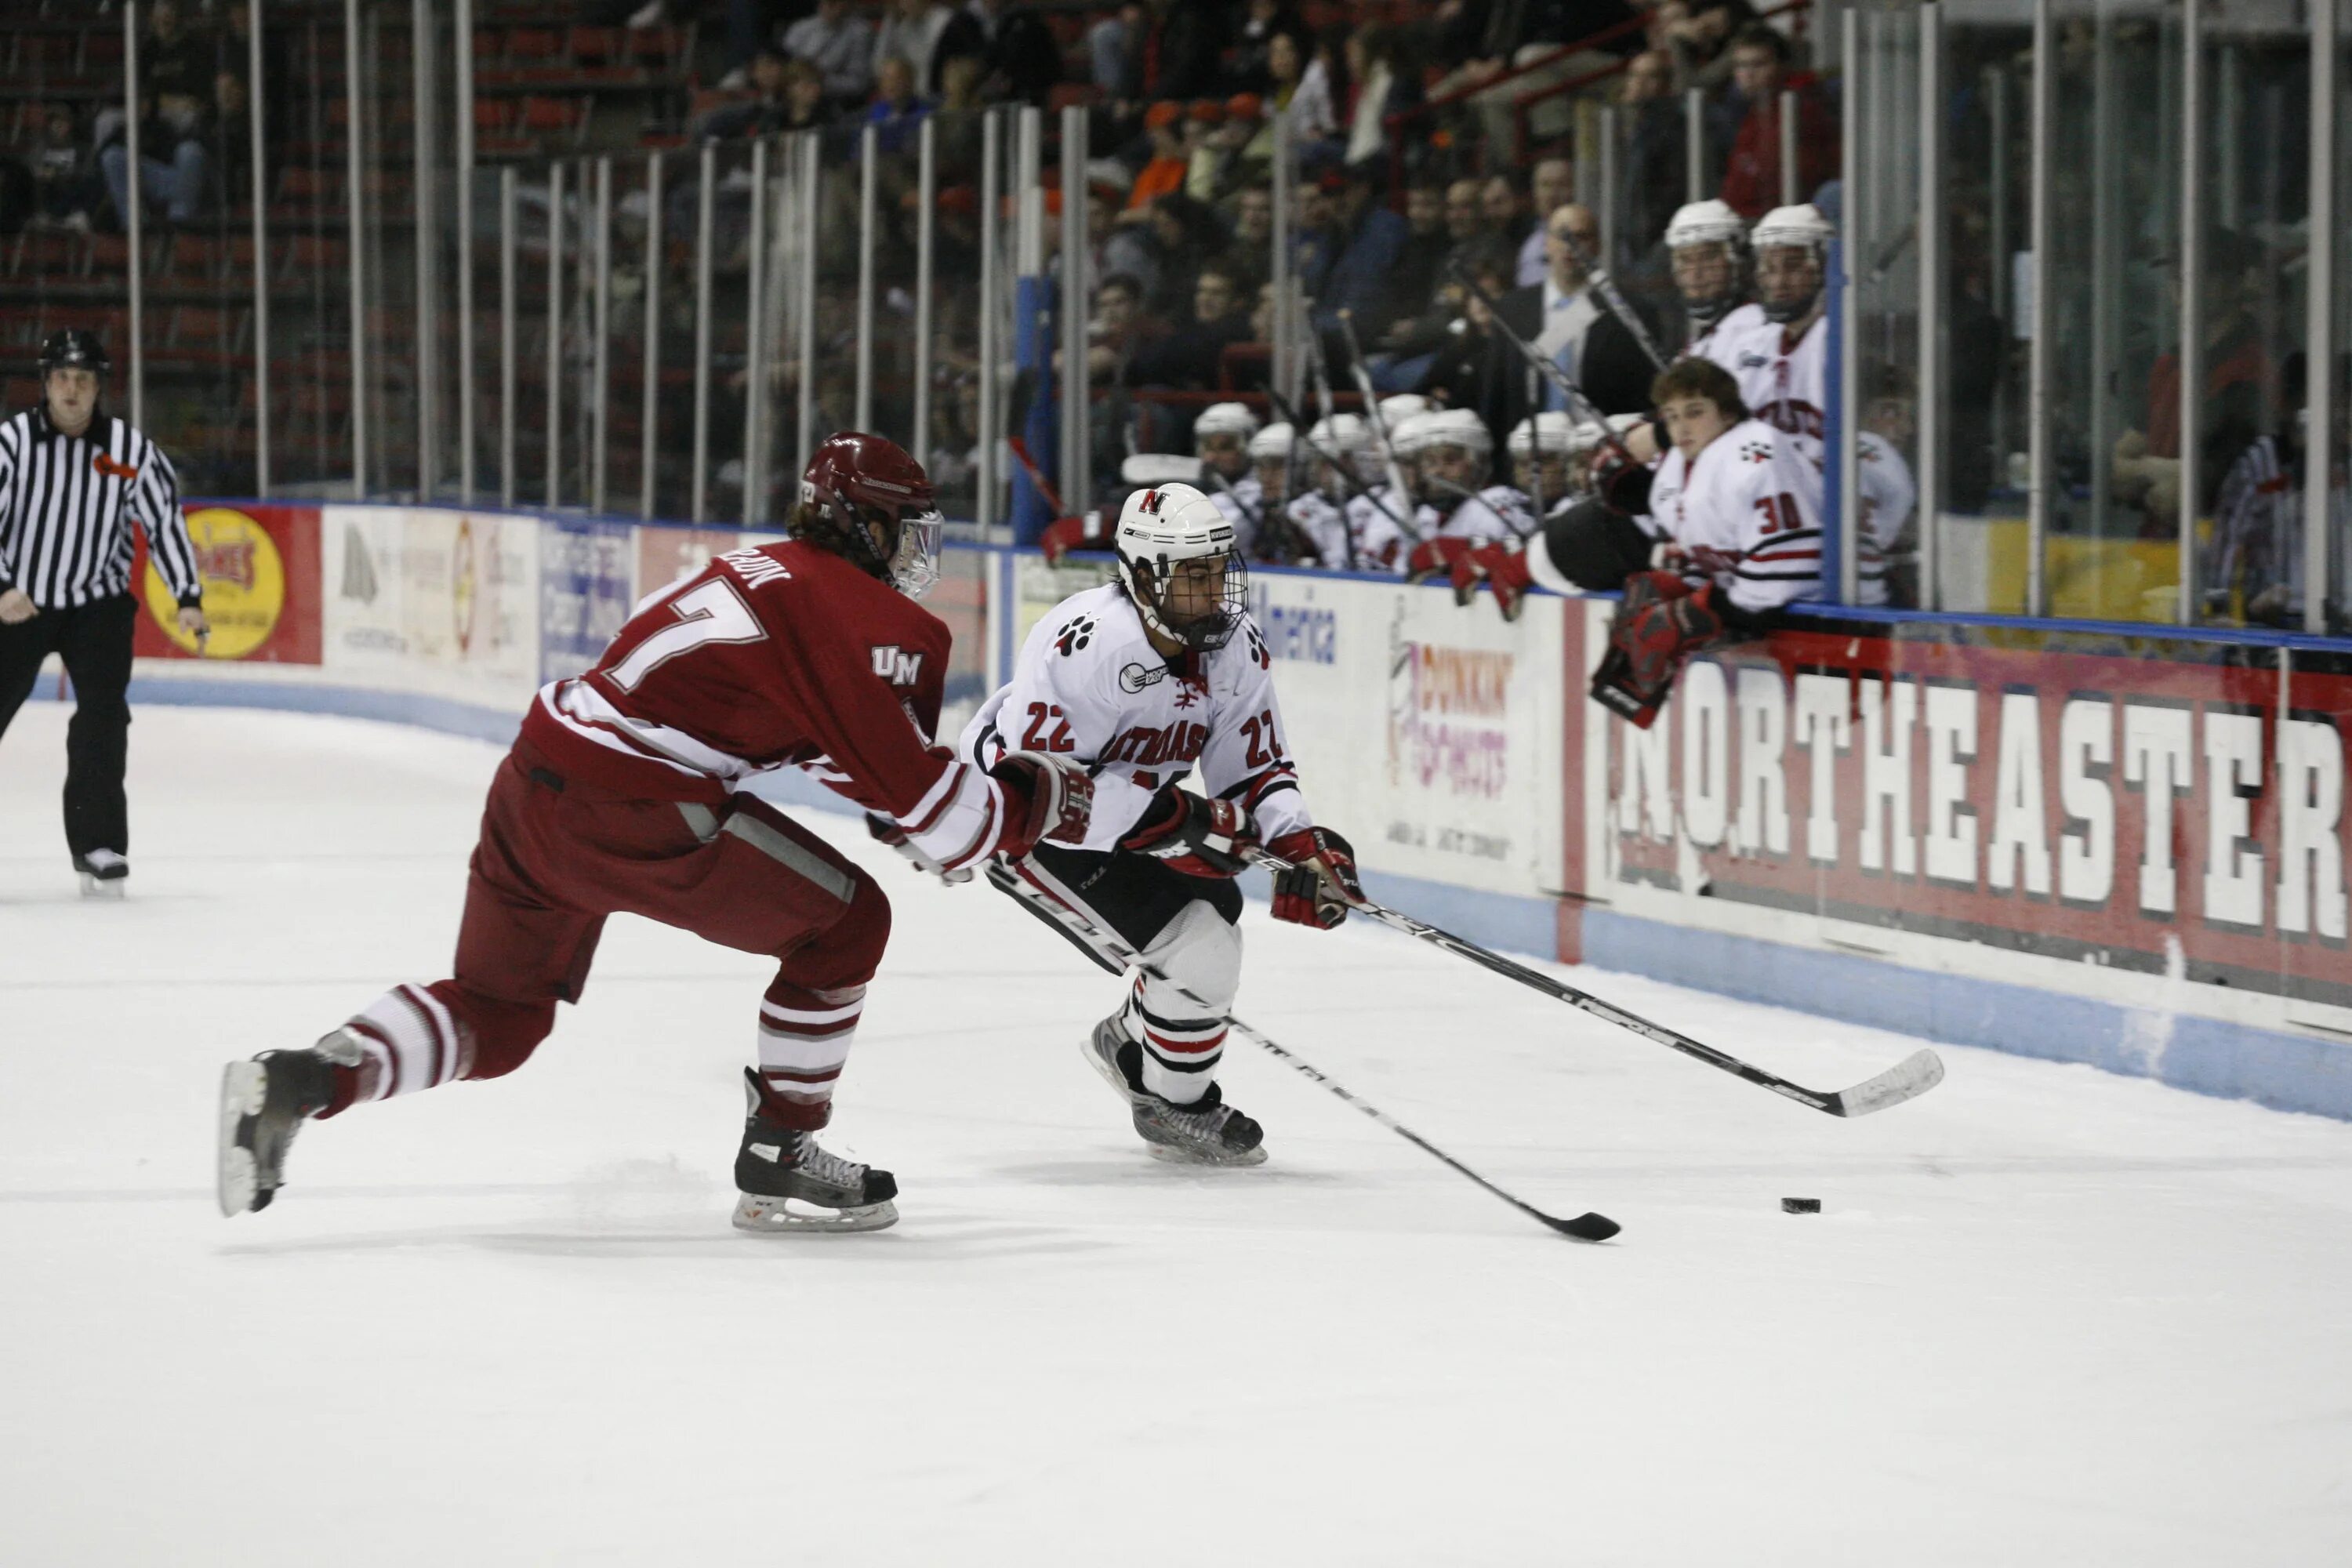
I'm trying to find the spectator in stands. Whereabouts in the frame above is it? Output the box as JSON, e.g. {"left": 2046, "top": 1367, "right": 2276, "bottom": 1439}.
{"left": 1123, "top": 103, "right": 1189, "bottom": 215}
{"left": 1125, "top": 263, "right": 1254, "bottom": 395}
{"left": 1059, "top": 272, "right": 1153, "bottom": 386}
{"left": 1619, "top": 49, "right": 1686, "bottom": 267}
{"left": 936, "top": 52, "right": 989, "bottom": 118}
{"left": 1388, "top": 182, "right": 1456, "bottom": 336}
{"left": 1139, "top": 0, "right": 1232, "bottom": 104}
{"left": 103, "top": 0, "right": 214, "bottom": 229}
{"left": 1189, "top": 96, "right": 1259, "bottom": 206}
{"left": 1483, "top": 171, "right": 1530, "bottom": 250}
{"left": 1715, "top": 24, "right": 1836, "bottom": 220}
{"left": 1296, "top": 164, "right": 1409, "bottom": 339}
{"left": 1232, "top": 0, "right": 1308, "bottom": 93}
{"left": 1251, "top": 27, "right": 1340, "bottom": 167}
{"left": 1091, "top": 2, "right": 1149, "bottom": 105}
{"left": 1136, "top": 192, "right": 1229, "bottom": 326}
{"left": 1515, "top": 155, "right": 1576, "bottom": 286}
{"left": 209, "top": 71, "right": 253, "bottom": 209}
{"left": 1215, "top": 180, "right": 1276, "bottom": 301}
{"left": 965, "top": 0, "right": 1062, "bottom": 107}
{"left": 865, "top": 55, "right": 933, "bottom": 157}
{"left": 1652, "top": 0, "right": 1755, "bottom": 84}
{"left": 1444, "top": 177, "right": 1487, "bottom": 249}
{"left": 1418, "top": 248, "right": 1522, "bottom": 445}
{"left": 1341, "top": 24, "right": 1422, "bottom": 170}
{"left": 695, "top": 50, "right": 819, "bottom": 140}
{"left": 29, "top": 105, "right": 101, "bottom": 232}
{"left": 1497, "top": 201, "right": 1656, "bottom": 426}
{"left": 872, "top": 0, "right": 958, "bottom": 97}
{"left": 2114, "top": 229, "right": 2278, "bottom": 531}
{"left": 784, "top": 0, "right": 875, "bottom": 108}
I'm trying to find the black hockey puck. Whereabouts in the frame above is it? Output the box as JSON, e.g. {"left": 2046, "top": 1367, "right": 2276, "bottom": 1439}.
{"left": 1781, "top": 1197, "right": 1821, "bottom": 1214}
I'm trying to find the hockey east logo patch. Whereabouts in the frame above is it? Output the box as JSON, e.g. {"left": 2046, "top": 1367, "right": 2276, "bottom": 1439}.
{"left": 869, "top": 644, "right": 923, "bottom": 685}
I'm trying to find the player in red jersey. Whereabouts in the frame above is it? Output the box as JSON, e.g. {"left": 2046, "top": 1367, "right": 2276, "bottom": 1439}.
{"left": 215, "top": 434, "right": 1093, "bottom": 1233}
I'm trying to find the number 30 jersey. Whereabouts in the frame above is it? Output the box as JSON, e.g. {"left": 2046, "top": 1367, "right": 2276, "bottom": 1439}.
{"left": 519, "top": 539, "right": 1020, "bottom": 873}
{"left": 1644, "top": 417, "right": 1825, "bottom": 614}
{"left": 959, "top": 582, "right": 1315, "bottom": 854}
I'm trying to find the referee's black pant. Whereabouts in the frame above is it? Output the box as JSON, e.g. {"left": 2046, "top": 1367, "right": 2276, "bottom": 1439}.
{"left": 0, "top": 593, "right": 139, "bottom": 860}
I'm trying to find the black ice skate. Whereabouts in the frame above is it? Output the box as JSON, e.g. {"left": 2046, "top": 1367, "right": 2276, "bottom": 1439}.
{"left": 73, "top": 849, "right": 128, "bottom": 898}
{"left": 1085, "top": 1016, "right": 1267, "bottom": 1166}
{"left": 732, "top": 1069, "right": 899, "bottom": 1234}
{"left": 216, "top": 1031, "right": 360, "bottom": 1216}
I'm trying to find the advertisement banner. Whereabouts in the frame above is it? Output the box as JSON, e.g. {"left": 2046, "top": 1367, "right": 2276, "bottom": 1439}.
{"left": 635, "top": 524, "right": 785, "bottom": 600}
{"left": 1250, "top": 571, "right": 1564, "bottom": 898}
{"left": 1585, "top": 608, "right": 2352, "bottom": 1027}
{"left": 322, "top": 506, "right": 540, "bottom": 713}
{"left": 133, "top": 503, "right": 321, "bottom": 663}
{"left": 538, "top": 517, "right": 636, "bottom": 683}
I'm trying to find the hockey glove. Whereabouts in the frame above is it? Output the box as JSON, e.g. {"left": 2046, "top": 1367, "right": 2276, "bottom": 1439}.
{"left": 1038, "top": 514, "right": 1105, "bottom": 564}
{"left": 1268, "top": 827, "right": 1363, "bottom": 928}
{"left": 1120, "top": 786, "right": 1258, "bottom": 877}
{"left": 990, "top": 752, "right": 1096, "bottom": 858}
{"left": 1404, "top": 535, "right": 1475, "bottom": 587}
{"left": 1589, "top": 569, "right": 1725, "bottom": 730}
{"left": 1590, "top": 445, "right": 1655, "bottom": 518}
{"left": 1470, "top": 541, "right": 1534, "bottom": 622}
{"left": 866, "top": 811, "right": 974, "bottom": 884}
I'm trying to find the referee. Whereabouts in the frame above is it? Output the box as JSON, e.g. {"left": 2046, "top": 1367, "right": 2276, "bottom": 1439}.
{"left": 0, "top": 329, "right": 209, "bottom": 896}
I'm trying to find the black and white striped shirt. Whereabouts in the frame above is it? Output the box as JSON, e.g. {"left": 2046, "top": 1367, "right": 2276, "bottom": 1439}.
{"left": 0, "top": 404, "right": 202, "bottom": 610}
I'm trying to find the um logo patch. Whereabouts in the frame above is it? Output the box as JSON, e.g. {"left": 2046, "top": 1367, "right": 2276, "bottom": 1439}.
{"left": 869, "top": 644, "right": 924, "bottom": 684}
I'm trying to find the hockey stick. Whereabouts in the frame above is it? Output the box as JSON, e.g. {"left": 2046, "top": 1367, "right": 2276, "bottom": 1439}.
{"left": 1452, "top": 265, "right": 1646, "bottom": 474}
{"left": 1240, "top": 848, "right": 1946, "bottom": 1119}
{"left": 1006, "top": 434, "right": 1069, "bottom": 517}
{"left": 1299, "top": 318, "right": 1359, "bottom": 571}
{"left": 985, "top": 858, "right": 1620, "bottom": 1242}
{"left": 1336, "top": 309, "right": 1418, "bottom": 515}
{"left": 1555, "top": 228, "right": 1672, "bottom": 373}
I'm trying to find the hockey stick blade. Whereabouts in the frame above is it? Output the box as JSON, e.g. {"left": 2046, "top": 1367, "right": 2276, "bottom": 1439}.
{"left": 1825, "top": 1047, "right": 1946, "bottom": 1117}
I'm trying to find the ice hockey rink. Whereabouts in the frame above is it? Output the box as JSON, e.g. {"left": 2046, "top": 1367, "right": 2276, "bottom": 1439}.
{"left": 4, "top": 702, "right": 2350, "bottom": 1565}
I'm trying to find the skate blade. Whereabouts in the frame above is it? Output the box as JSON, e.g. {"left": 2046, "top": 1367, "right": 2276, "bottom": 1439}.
{"left": 78, "top": 874, "right": 125, "bottom": 899}
{"left": 731, "top": 1192, "right": 899, "bottom": 1235}
{"left": 1145, "top": 1141, "right": 1269, "bottom": 1167}
{"left": 216, "top": 1060, "right": 269, "bottom": 1217}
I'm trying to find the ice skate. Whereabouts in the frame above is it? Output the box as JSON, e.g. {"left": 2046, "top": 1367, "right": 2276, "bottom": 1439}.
{"left": 1085, "top": 1016, "right": 1266, "bottom": 1166}
{"left": 217, "top": 1031, "right": 359, "bottom": 1216}
{"left": 731, "top": 1069, "right": 899, "bottom": 1234}
{"left": 74, "top": 849, "right": 128, "bottom": 898}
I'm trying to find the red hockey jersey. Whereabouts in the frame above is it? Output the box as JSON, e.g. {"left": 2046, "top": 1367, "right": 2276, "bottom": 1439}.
{"left": 519, "top": 539, "right": 1012, "bottom": 871}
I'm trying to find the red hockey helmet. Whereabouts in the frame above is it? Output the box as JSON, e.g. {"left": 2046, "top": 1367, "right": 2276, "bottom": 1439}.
{"left": 797, "top": 431, "right": 942, "bottom": 598}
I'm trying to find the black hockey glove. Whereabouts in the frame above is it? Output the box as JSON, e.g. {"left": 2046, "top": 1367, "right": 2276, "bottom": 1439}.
{"left": 1268, "top": 827, "right": 1362, "bottom": 928}
{"left": 1120, "top": 786, "right": 1258, "bottom": 878}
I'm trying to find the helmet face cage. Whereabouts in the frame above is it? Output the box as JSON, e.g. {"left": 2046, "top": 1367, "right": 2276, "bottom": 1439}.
{"left": 1124, "top": 545, "right": 1247, "bottom": 652}
{"left": 889, "top": 508, "right": 943, "bottom": 600}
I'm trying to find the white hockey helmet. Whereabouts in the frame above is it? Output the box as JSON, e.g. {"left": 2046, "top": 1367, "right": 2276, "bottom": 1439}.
{"left": 1193, "top": 401, "right": 1261, "bottom": 445}
{"left": 1377, "top": 393, "right": 1432, "bottom": 431}
{"left": 1113, "top": 481, "right": 1246, "bottom": 652}
{"left": 1665, "top": 198, "right": 1748, "bottom": 253}
{"left": 1389, "top": 410, "right": 1443, "bottom": 459}
{"left": 1305, "top": 412, "right": 1375, "bottom": 488}
{"left": 1751, "top": 202, "right": 1835, "bottom": 256}
{"left": 1507, "top": 411, "right": 1577, "bottom": 459}
{"left": 1421, "top": 408, "right": 1493, "bottom": 457}
{"left": 1247, "top": 421, "right": 1294, "bottom": 463}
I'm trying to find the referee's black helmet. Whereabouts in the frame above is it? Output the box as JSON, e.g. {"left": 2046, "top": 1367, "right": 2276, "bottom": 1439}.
{"left": 38, "top": 329, "right": 111, "bottom": 376}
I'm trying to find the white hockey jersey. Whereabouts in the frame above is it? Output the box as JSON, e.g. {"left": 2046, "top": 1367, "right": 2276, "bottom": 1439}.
{"left": 1722, "top": 313, "right": 1828, "bottom": 459}
{"left": 1645, "top": 418, "right": 1824, "bottom": 613}
{"left": 1853, "top": 431, "right": 1915, "bottom": 607}
{"left": 1410, "top": 485, "right": 1526, "bottom": 555}
{"left": 960, "top": 582, "right": 1315, "bottom": 854}
{"left": 1685, "top": 302, "right": 1766, "bottom": 375}
{"left": 1207, "top": 474, "right": 1267, "bottom": 556}
{"left": 1286, "top": 488, "right": 1402, "bottom": 572}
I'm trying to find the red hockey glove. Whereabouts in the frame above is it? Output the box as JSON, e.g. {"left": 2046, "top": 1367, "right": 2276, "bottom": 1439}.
{"left": 990, "top": 752, "right": 1095, "bottom": 858}
{"left": 1268, "top": 826, "right": 1362, "bottom": 928}
{"left": 1038, "top": 514, "right": 1102, "bottom": 564}
{"left": 1472, "top": 541, "right": 1534, "bottom": 622}
{"left": 1120, "top": 786, "right": 1258, "bottom": 877}
{"left": 1588, "top": 569, "right": 1725, "bottom": 729}
{"left": 1405, "top": 535, "right": 1475, "bottom": 586}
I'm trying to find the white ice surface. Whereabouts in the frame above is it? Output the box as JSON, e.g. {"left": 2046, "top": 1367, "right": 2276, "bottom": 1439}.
{"left": 3, "top": 704, "right": 2350, "bottom": 1566}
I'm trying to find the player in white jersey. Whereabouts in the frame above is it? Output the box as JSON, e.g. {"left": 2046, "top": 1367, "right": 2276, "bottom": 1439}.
{"left": 1665, "top": 200, "right": 1766, "bottom": 368}
{"left": 1720, "top": 204, "right": 1831, "bottom": 460}
{"left": 1855, "top": 430, "right": 1915, "bottom": 606}
{"left": 1287, "top": 413, "right": 1395, "bottom": 571}
{"left": 962, "top": 484, "right": 1361, "bottom": 1165}
{"left": 1193, "top": 401, "right": 1265, "bottom": 541}
{"left": 1238, "top": 420, "right": 1307, "bottom": 561}
{"left": 1402, "top": 408, "right": 1524, "bottom": 583}
{"left": 1592, "top": 357, "right": 1822, "bottom": 726}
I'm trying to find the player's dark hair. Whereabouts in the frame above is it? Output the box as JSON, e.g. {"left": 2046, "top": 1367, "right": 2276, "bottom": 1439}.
{"left": 1731, "top": 23, "right": 1791, "bottom": 62}
{"left": 1650, "top": 356, "right": 1748, "bottom": 420}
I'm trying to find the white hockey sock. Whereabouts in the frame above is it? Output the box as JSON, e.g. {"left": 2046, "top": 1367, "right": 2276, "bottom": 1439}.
{"left": 756, "top": 983, "right": 864, "bottom": 1114}
{"left": 339, "top": 983, "right": 470, "bottom": 1102}
{"left": 1124, "top": 984, "right": 1227, "bottom": 1105}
